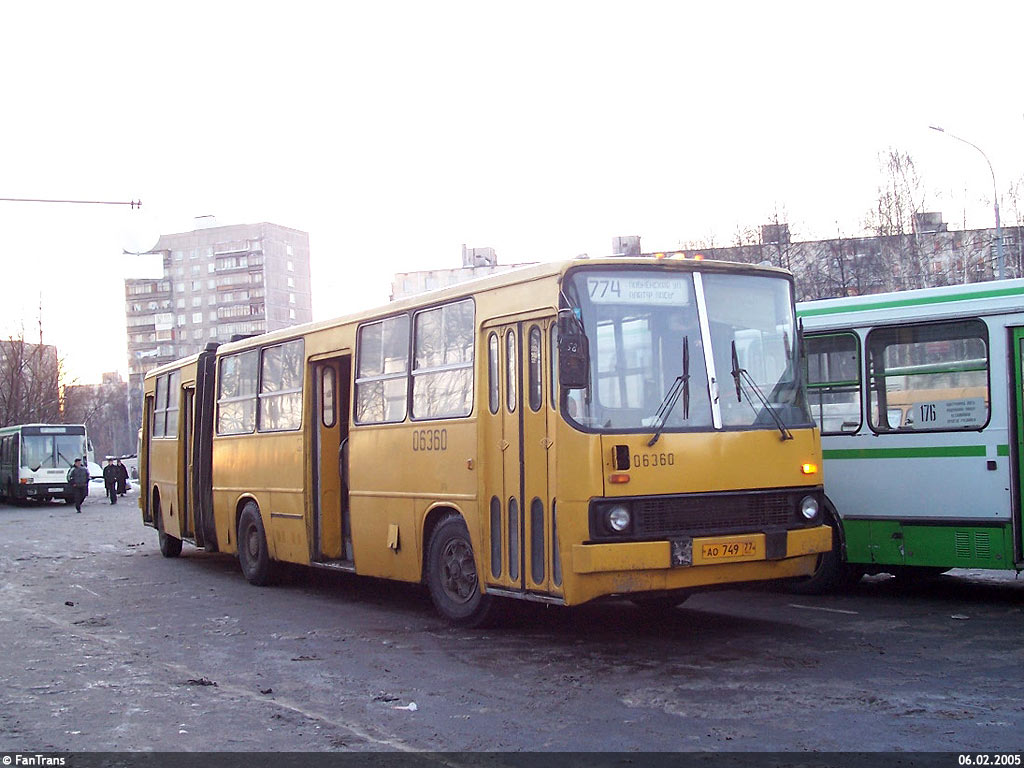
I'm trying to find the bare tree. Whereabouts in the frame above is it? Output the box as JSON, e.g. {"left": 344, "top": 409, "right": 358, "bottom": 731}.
{"left": 678, "top": 232, "right": 721, "bottom": 251}
{"left": 863, "top": 149, "right": 931, "bottom": 290}
{"left": 731, "top": 224, "right": 760, "bottom": 248}
{"left": 1004, "top": 174, "right": 1024, "bottom": 279}
{"left": 63, "top": 376, "right": 134, "bottom": 459}
{"left": 0, "top": 331, "right": 63, "bottom": 427}
{"left": 760, "top": 207, "right": 794, "bottom": 271}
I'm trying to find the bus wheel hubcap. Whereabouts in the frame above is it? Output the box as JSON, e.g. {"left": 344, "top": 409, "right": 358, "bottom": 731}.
{"left": 246, "top": 527, "right": 260, "bottom": 559}
{"left": 440, "top": 538, "right": 476, "bottom": 603}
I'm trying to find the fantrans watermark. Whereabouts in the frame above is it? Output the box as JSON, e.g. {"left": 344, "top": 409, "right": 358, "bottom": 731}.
{"left": 1, "top": 756, "right": 66, "bottom": 766}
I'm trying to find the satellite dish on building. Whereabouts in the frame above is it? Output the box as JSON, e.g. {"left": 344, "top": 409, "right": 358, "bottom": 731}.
{"left": 121, "top": 206, "right": 162, "bottom": 255}
{"left": 120, "top": 207, "right": 164, "bottom": 279}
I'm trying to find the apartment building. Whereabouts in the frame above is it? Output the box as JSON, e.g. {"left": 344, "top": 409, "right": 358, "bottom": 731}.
{"left": 124, "top": 219, "right": 312, "bottom": 432}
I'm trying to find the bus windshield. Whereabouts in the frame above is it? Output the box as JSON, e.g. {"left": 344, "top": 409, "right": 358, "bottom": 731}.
{"left": 562, "top": 268, "right": 810, "bottom": 432}
{"left": 21, "top": 434, "right": 87, "bottom": 471}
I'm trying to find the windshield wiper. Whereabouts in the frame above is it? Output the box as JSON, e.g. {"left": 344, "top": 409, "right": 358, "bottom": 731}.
{"left": 648, "top": 336, "right": 690, "bottom": 447}
{"left": 731, "top": 340, "right": 792, "bottom": 441}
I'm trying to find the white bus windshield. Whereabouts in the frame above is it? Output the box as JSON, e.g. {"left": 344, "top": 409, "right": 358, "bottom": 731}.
{"left": 21, "top": 434, "right": 87, "bottom": 471}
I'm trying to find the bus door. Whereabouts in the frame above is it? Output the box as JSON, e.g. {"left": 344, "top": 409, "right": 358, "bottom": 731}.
{"left": 483, "top": 318, "right": 556, "bottom": 595}
{"left": 1010, "top": 328, "right": 1024, "bottom": 564}
{"left": 142, "top": 395, "right": 154, "bottom": 524}
{"left": 181, "top": 385, "right": 195, "bottom": 540}
{"left": 312, "top": 356, "right": 352, "bottom": 565}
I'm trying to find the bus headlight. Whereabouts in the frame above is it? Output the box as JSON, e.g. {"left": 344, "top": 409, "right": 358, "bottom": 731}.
{"left": 800, "top": 496, "right": 819, "bottom": 521}
{"left": 606, "top": 505, "right": 632, "bottom": 533}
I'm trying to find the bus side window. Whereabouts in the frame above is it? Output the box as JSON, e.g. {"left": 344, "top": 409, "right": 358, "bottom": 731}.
{"left": 528, "top": 325, "right": 543, "bottom": 412}
{"left": 488, "top": 332, "right": 500, "bottom": 415}
{"left": 322, "top": 367, "right": 336, "bottom": 428}
{"left": 806, "top": 332, "right": 861, "bottom": 435}
{"left": 866, "top": 319, "right": 989, "bottom": 433}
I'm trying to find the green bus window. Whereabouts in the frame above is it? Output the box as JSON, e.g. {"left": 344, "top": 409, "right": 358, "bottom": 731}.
{"left": 806, "top": 332, "right": 861, "bottom": 434}
{"left": 866, "top": 319, "right": 989, "bottom": 433}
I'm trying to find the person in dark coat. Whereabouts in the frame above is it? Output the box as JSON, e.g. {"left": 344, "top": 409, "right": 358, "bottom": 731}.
{"left": 102, "top": 459, "right": 118, "bottom": 504}
{"left": 67, "top": 458, "right": 90, "bottom": 513}
{"left": 115, "top": 459, "right": 129, "bottom": 495}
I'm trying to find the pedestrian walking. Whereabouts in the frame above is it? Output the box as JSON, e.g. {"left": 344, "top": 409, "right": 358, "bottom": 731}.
{"left": 102, "top": 459, "right": 118, "bottom": 504}
{"left": 115, "top": 459, "right": 129, "bottom": 496}
{"left": 67, "top": 458, "right": 90, "bottom": 513}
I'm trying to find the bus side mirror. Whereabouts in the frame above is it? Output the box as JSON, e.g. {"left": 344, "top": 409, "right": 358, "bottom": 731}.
{"left": 557, "top": 310, "right": 590, "bottom": 390}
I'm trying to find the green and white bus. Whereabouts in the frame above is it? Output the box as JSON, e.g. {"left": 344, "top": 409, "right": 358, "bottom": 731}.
{"left": 0, "top": 423, "right": 91, "bottom": 504}
{"left": 796, "top": 279, "right": 1024, "bottom": 590}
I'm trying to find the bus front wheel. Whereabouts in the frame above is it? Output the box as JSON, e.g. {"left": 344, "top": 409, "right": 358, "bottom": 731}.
{"left": 787, "top": 503, "right": 862, "bottom": 594}
{"left": 426, "top": 514, "right": 496, "bottom": 627}
{"left": 238, "top": 503, "right": 274, "bottom": 586}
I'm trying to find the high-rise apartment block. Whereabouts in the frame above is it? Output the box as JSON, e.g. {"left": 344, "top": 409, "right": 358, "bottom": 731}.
{"left": 124, "top": 219, "right": 312, "bottom": 432}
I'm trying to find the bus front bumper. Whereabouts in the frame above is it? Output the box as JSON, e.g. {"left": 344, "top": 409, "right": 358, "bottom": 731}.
{"left": 17, "top": 483, "right": 73, "bottom": 499}
{"left": 571, "top": 524, "right": 832, "bottom": 575}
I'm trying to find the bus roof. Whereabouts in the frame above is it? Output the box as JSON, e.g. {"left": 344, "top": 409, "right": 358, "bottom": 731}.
{"left": 146, "top": 256, "right": 791, "bottom": 379}
{"left": 0, "top": 423, "right": 87, "bottom": 434}
{"left": 797, "top": 277, "right": 1024, "bottom": 329}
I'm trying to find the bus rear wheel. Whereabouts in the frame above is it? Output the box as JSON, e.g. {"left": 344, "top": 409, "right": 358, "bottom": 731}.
{"left": 159, "top": 530, "right": 183, "bottom": 558}
{"left": 154, "top": 494, "right": 182, "bottom": 558}
{"left": 426, "top": 514, "right": 496, "bottom": 627}
{"left": 238, "top": 502, "right": 274, "bottom": 586}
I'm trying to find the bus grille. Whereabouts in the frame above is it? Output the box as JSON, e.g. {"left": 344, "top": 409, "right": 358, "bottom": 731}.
{"left": 633, "top": 492, "right": 795, "bottom": 537}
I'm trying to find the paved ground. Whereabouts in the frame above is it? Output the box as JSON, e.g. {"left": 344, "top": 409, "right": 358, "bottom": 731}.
{"left": 1, "top": 489, "right": 1022, "bottom": 753}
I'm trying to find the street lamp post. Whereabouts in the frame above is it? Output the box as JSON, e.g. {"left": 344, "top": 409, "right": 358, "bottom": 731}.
{"left": 929, "top": 125, "right": 1005, "bottom": 280}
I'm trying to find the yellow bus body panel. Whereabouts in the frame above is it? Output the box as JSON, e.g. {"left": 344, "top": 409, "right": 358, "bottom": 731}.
{"left": 595, "top": 429, "right": 821, "bottom": 497}
{"left": 347, "top": 419, "right": 477, "bottom": 582}
{"left": 212, "top": 431, "right": 308, "bottom": 563}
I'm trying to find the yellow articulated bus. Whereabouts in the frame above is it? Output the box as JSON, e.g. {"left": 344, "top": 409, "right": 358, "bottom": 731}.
{"left": 140, "top": 257, "right": 831, "bottom": 625}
